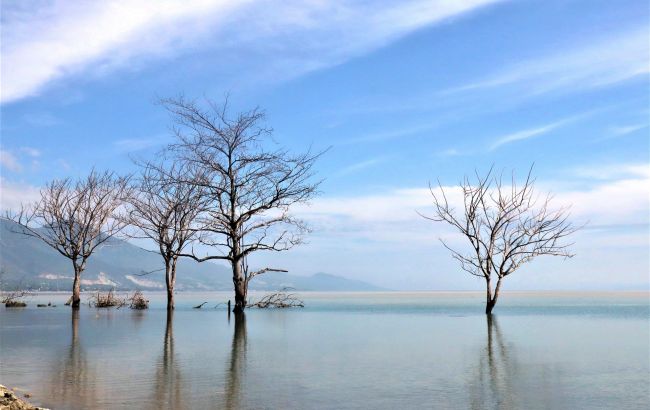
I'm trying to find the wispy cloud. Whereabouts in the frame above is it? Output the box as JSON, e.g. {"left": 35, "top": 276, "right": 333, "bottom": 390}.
{"left": 488, "top": 109, "right": 598, "bottom": 150}
{"left": 489, "top": 122, "right": 562, "bottom": 151}
{"left": 0, "top": 178, "right": 41, "bottom": 210}
{"left": 449, "top": 28, "right": 649, "bottom": 97}
{"left": 22, "top": 112, "right": 61, "bottom": 127}
{"left": 20, "top": 147, "right": 41, "bottom": 158}
{"left": 437, "top": 148, "right": 463, "bottom": 157}
{"left": 1, "top": 0, "right": 503, "bottom": 103}
{"left": 338, "top": 122, "right": 440, "bottom": 146}
{"left": 610, "top": 124, "right": 648, "bottom": 137}
{"left": 114, "top": 136, "right": 168, "bottom": 152}
{"left": 334, "top": 157, "right": 386, "bottom": 177}
{"left": 489, "top": 118, "right": 572, "bottom": 151}
{"left": 0, "top": 150, "right": 22, "bottom": 172}
{"left": 295, "top": 166, "right": 650, "bottom": 244}
{"left": 569, "top": 162, "right": 649, "bottom": 181}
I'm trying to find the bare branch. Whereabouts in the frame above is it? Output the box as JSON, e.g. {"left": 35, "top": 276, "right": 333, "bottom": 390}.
{"left": 159, "top": 96, "right": 323, "bottom": 312}
{"left": 423, "top": 165, "right": 579, "bottom": 314}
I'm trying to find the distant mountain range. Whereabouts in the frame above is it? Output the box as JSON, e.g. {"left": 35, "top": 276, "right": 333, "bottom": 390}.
{"left": 0, "top": 219, "right": 383, "bottom": 292}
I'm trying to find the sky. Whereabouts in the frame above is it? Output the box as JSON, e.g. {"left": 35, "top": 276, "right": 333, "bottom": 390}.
{"left": 1, "top": 0, "right": 648, "bottom": 291}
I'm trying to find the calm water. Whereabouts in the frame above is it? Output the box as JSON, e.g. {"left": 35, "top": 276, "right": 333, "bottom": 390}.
{"left": 1, "top": 291, "right": 648, "bottom": 409}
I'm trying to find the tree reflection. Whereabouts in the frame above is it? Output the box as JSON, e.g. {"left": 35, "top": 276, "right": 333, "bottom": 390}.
{"left": 48, "top": 309, "right": 98, "bottom": 408}
{"left": 469, "top": 316, "right": 517, "bottom": 410}
{"left": 150, "top": 310, "right": 184, "bottom": 410}
{"left": 224, "top": 312, "right": 247, "bottom": 409}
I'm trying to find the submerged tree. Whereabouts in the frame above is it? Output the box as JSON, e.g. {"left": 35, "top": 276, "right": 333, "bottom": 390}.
{"left": 125, "top": 161, "right": 204, "bottom": 309}
{"left": 424, "top": 167, "right": 578, "bottom": 314}
{"left": 7, "top": 170, "right": 130, "bottom": 308}
{"left": 162, "top": 96, "right": 322, "bottom": 312}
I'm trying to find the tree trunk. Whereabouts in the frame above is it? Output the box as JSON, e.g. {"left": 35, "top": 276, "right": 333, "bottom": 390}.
{"left": 232, "top": 258, "right": 246, "bottom": 313}
{"left": 165, "top": 258, "right": 177, "bottom": 310}
{"left": 71, "top": 261, "right": 83, "bottom": 309}
{"left": 485, "top": 277, "right": 502, "bottom": 315}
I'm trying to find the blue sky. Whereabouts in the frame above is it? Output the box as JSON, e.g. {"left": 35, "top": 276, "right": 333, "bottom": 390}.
{"left": 1, "top": 0, "right": 648, "bottom": 290}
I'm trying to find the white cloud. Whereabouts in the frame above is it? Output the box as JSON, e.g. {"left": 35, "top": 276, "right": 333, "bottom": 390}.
{"left": 56, "top": 159, "right": 72, "bottom": 171}
{"left": 20, "top": 147, "right": 41, "bottom": 157}
{"left": 335, "top": 158, "right": 385, "bottom": 177}
{"left": 489, "top": 121, "right": 565, "bottom": 151}
{"left": 338, "top": 121, "right": 440, "bottom": 145}
{"left": 114, "top": 136, "right": 168, "bottom": 152}
{"left": 569, "top": 163, "right": 650, "bottom": 181}
{"left": 489, "top": 111, "right": 593, "bottom": 150}
{"left": 0, "top": 150, "right": 22, "bottom": 172}
{"left": 451, "top": 28, "right": 649, "bottom": 97}
{"left": 437, "top": 148, "right": 462, "bottom": 157}
{"left": 610, "top": 124, "right": 648, "bottom": 137}
{"left": 0, "top": 178, "right": 40, "bottom": 210}
{"left": 22, "top": 112, "right": 61, "bottom": 127}
{"left": 1, "top": 0, "right": 503, "bottom": 103}
{"left": 296, "top": 166, "right": 650, "bottom": 245}
{"left": 551, "top": 173, "right": 650, "bottom": 227}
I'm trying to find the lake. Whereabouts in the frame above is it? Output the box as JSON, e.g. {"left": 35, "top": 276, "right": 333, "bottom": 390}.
{"left": 1, "top": 291, "right": 648, "bottom": 409}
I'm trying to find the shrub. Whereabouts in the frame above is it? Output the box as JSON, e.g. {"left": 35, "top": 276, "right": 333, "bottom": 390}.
{"left": 129, "top": 290, "right": 149, "bottom": 310}
{"left": 90, "top": 289, "right": 127, "bottom": 308}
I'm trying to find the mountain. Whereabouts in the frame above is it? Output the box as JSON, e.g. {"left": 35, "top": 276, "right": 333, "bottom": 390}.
{"left": 0, "top": 219, "right": 382, "bottom": 291}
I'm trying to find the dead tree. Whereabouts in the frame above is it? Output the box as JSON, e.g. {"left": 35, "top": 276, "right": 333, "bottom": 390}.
{"left": 0, "top": 269, "right": 32, "bottom": 307}
{"left": 247, "top": 287, "right": 304, "bottom": 308}
{"left": 162, "top": 96, "right": 322, "bottom": 312}
{"left": 125, "top": 161, "right": 204, "bottom": 309}
{"left": 424, "top": 167, "right": 578, "bottom": 314}
{"left": 6, "top": 170, "right": 130, "bottom": 308}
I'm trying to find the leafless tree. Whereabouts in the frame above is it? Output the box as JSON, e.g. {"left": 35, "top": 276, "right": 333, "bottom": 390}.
{"left": 161, "top": 96, "right": 322, "bottom": 312}
{"left": 6, "top": 170, "right": 131, "bottom": 308}
{"left": 0, "top": 269, "right": 32, "bottom": 307}
{"left": 125, "top": 161, "right": 205, "bottom": 309}
{"left": 424, "top": 167, "right": 578, "bottom": 314}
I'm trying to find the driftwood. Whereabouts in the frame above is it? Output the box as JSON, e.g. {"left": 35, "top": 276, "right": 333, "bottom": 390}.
{"left": 248, "top": 288, "right": 304, "bottom": 309}
{"left": 5, "top": 300, "right": 27, "bottom": 308}
{"left": 89, "top": 289, "right": 127, "bottom": 308}
{"left": 193, "top": 302, "right": 208, "bottom": 309}
{"left": 129, "top": 290, "right": 149, "bottom": 309}
{"left": 1, "top": 287, "right": 31, "bottom": 308}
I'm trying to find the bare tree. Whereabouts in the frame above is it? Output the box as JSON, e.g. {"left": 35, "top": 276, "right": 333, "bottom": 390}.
{"left": 0, "top": 269, "right": 32, "bottom": 307}
{"left": 424, "top": 167, "right": 578, "bottom": 314}
{"left": 6, "top": 170, "right": 130, "bottom": 308}
{"left": 125, "top": 161, "right": 204, "bottom": 309}
{"left": 161, "top": 96, "right": 322, "bottom": 312}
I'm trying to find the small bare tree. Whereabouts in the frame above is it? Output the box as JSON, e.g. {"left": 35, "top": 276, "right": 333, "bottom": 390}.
{"left": 162, "top": 96, "right": 322, "bottom": 312}
{"left": 6, "top": 170, "right": 130, "bottom": 308}
{"left": 424, "top": 167, "right": 578, "bottom": 314}
{"left": 125, "top": 161, "right": 204, "bottom": 309}
{"left": 0, "top": 269, "right": 32, "bottom": 307}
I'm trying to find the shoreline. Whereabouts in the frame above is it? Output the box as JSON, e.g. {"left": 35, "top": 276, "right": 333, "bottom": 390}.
{"left": 0, "top": 384, "right": 47, "bottom": 410}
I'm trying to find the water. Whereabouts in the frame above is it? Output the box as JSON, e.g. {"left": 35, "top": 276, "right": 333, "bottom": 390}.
{"left": 1, "top": 291, "right": 648, "bottom": 409}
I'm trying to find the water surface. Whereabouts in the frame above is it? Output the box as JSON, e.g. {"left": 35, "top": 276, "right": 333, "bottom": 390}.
{"left": 1, "top": 291, "right": 648, "bottom": 409}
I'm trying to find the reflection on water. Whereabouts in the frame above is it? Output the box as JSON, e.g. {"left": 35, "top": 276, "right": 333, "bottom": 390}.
{"left": 224, "top": 312, "right": 247, "bottom": 409}
{"left": 469, "top": 316, "right": 517, "bottom": 410}
{"left": 151, "top": 310, "right": 183, "bottom": 410}
{"left": 0, "top": 292, "right": 648, "bottom": 410}
{"left": 48, "top": 310, "right": 98, "bottom": 410}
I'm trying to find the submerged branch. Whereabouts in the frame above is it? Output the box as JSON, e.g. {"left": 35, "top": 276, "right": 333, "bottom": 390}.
{"left": 247, "top": 287, "right": 304, "bottom": 308}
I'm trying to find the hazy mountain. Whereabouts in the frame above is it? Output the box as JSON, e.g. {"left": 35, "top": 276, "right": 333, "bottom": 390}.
{"left": 0, "top": 219, "right": 382, "bottom": 291}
